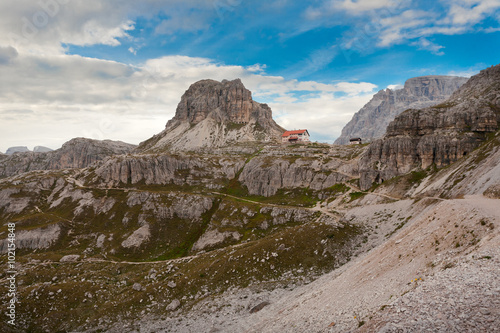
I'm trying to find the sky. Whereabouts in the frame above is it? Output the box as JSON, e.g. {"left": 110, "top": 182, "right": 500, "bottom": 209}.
{"left": 0, "top": 0, "right": 499, "bottom": 152}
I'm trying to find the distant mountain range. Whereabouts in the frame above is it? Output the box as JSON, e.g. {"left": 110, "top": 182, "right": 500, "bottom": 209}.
{"left": 4, "top": 145, "right": 54, "bottom": 155}
{"left": 0, "top": 138, "right": 135, "bottom": 178}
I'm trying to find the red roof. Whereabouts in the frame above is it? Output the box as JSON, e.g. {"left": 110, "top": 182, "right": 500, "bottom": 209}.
{"left": 282, "top": 129, "right": 308, "bottom": 137}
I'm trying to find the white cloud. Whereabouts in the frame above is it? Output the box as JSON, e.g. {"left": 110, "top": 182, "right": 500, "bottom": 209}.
{"left": 0, "top": 0, "right": 137, "bottom": 54}
{"left": 0, "top": 0, "right": 219, "bottom": 55}
{"left": 286, "top": 46, "right": 339, "bottom": 78}
{"left": 377, "top": 10, "right": 435, "bottom": 47}
{"left": 387, "top": 84, "right": 403, "bottom": 90}
{"left": 270, "top": 92, "right": 374, "bottom": 143}
{"left": 447, "top": 64, "right": 484, "bottom": 77}
{"left": 305, "top": 0, "right": 404, "bottom": 20}
{"left": 246, "top": 64, "right": 267, "bottom": 73}
{"left": 337, "top": 0, "right": 402, "bottom": 13}
{"left": 0, "top": 52, "right": 377, "bottom": 152}
{"left": 305, "top": 0, "right": 500, "bottom": 56}
{"left": 410, "top": 37, "right": 445, "bottom": 55}
{"left": 446, "top": 0, "right": 500, "bottom": 26}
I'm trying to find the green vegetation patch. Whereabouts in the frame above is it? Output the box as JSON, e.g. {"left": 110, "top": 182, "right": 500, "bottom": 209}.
{"left": 408, "top": 170, "right": 428, "bottom": 184}
{"left": 1, "top": 219, "right": 366, "bottom": 332}
{"left": 226, "top": 122, "right": 246, "bottom": 131}
{"left": 349, "top": 191, "right": 366, "bottom": 202}
{"left": 323, "top": 183, "right": 350, "bottom": 196}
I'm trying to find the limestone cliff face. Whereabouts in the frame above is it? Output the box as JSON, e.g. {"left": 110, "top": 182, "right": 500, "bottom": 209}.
{"left": 359, "top": 64, "right": 500, "bottom": 190}
{"left": 86, "top": 144, "right": 363, "bottom": 198}
{"left": 238, "top": 154, "right": 357, "bottom": 197}
{"left": 172, "top": 79, "right": 254, "bottom": 124}
{"left": 90, "top": 153, "right": 245, "bottom": 188}
{"left": 335, "top": 76, "right": 468, "bottom": 145}
{"left": 0, "top": 138, "right": 136, "bottom": 178}
{"left": 137, "top": 79, "right": 285, "bottom": 152}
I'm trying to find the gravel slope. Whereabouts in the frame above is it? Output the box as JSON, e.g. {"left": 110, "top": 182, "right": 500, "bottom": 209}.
{"left": 133, "top": 194, "right": 499, "bottom": 333}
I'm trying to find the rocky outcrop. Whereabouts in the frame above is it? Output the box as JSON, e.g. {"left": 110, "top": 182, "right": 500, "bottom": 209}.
{"left": 359, "top": 64, "right": 500, "bottom": 190}
{"left": 5, "top": 146, "right": 30, "bottom": 155}
{"left": 137, "top": 79, "right": 285, "bottom": 152}
{"left": 172, "top": 78, "right": 255, "bottom": 124}
{"left": 89, "top": 144, "right": 362, "bottom": 197}
{"left": 0, "top": 138, "right": 136, "bottom": 178}
{"left": 0, "top": 223, "right": 61, "bottom": 253}
{"left": 335, "top": 76, "right": 468, "bottom": 145}
{"left": 90, "top": 153, "right": 245, "bottom": 188}
{"left": 33, "top": 146, "right": 53, "bottom": 153}
{"left": 121, "top": 224, "right": 151, "bottom": 248}
{"left": 239, "top": 155, "right": 356, "bottom": 196}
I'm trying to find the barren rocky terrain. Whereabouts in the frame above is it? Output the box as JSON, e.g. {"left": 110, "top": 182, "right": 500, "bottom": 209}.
{"left": 0, "top": 65, "right": 499, "bottom": 333}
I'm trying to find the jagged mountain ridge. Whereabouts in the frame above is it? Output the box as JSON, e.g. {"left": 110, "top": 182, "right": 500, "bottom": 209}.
{"left": 0, "top": 138, "right": 136, "bottom": 178}
{"left": 0, "top": 65, "right": 499, "bottom": 332}
{"left": 335, "top": 75, "right": 468, "bottom": 144}
{"left": 4, "top": 145, "right": 53, "bottom": 155}
{"left": 137, "top": 78, "right": 285, "bottom": 153}
{"left": 359, "top": 64, "right": 500, "bottom": 190}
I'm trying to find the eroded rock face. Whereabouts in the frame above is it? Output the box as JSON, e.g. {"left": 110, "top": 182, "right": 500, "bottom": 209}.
{"left": 136, "top": 79, "right": 285, "bottom": 152}
{"left": 89, "top": 145, "right": 362, "bottom": 197}
{"left": 121, "top": 224, "right": 151, "bottom": 249}
{"left": 359, "top": 65, "right": 500, "bottom": 190}
{"left": 92, "top": 153, "right": 245, "bottom": 188}
{"left": 335, "top": 76, "right": 468, "bottom": 145}
{"left": 173, "top": 79, "right": 254, "bottom": 124}
{"left": 0, "top": 223, "right": 61, "bottom": 253}
{"left": 239, "top": 156, "right": 353, "bottom": 196}
{"left": 0, "top": 138, "right": 136, "bottom": 178}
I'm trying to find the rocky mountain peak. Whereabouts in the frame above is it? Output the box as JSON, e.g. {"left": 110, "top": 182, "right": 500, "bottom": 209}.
{"left": 169, "top": 78, "right": 254, "bottom": 126}
{"left": 335, "top": 75, "right": 468, "bottom": 145}
{"left": 137, "top": 78, "right": 284, "bottom": 153}
{"left": 359, "top": 63, "right": 500, "bottom": 190}
{"left": 33, "top": 146, "right": 54, "bottom": 153}
{"left": 402, "top": 75, "right": 467, "bottom": 99}
{"left": 5, "top": 146, "right": 30, "bottom": 155}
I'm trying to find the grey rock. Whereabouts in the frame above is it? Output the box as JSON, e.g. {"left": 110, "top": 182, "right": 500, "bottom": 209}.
{"left": 0, "top": 138, "right": 136, "bottom": 177}
{"left": 59, "top": 254, "right": 80, "bottom": 262}
{"left": 96, "top": 234, "right": 106, "bottom": 248}
{"left": 132, "top": 283, "right": 143, "bottom": 291}
{"left": 121, "top": 224, "right": 150, "bottom": 249}
{"left": 6, "top": 146, "right": 30, "bottom": 155}
{"left": 136, "top": 78, "right": 285, "bottom": 152}
{"left": 335, "top": 75, "right": 468, "bottom": 145}
{"left": 239, "top": 155, "right": 353, "bottom": 196}
{"left": 250, "top": 301, "right": 270, "bottom": 313}
{"left": 359, "top": 65, "right": 500, "bottom": 190}
{"left": 91, "top": 153, "right": 244, "bottom": 188}
{"left": 33, "top": 146, "right": 53, "bottom": 153}
{"left": 166, "top": 299, "right": 181, "bottom": 311}
{"left": 0, "top": 223, "right": 61, "bottom": 253}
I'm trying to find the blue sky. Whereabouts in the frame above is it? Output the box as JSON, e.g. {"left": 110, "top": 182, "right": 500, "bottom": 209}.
{"left": 0, "top": 0, "right": 499, "bottom": 152}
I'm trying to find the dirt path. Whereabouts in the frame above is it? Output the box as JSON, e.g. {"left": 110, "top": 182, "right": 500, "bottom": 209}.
{"left": 211, "top": 191, "right": 338, "bottom": 219}
{"left": 344, "top": 183, "right": 401, "bottom": 201}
